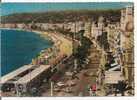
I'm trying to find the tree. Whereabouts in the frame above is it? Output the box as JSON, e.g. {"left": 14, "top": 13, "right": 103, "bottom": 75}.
{"left": 74, "top": 30, "right": 93, "bottom": 67}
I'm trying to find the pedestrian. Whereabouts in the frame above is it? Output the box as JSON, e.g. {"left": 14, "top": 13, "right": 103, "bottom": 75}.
{"left": 78, "top": 92, "right": 83, "bottom": 96}
{"left": 114, "top": 87, "right": 117, "bottom": 96}
{"left": 91, "top": 84, "right": 96, "bottom": 96}
{"left": 89, "top": 88, "right": 93, "bottom": 96}
{"left": 96, "top": 79, "right": 99, "bottom": 86}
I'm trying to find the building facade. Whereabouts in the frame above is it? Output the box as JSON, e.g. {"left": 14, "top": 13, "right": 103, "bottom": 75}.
{"left": 120, "top": 6, "right": 134, "bottom": 95}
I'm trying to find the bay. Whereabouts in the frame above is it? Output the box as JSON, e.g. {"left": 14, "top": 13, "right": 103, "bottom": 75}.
{"left": 1, "top": 29, "right": 53, "bottom": 76}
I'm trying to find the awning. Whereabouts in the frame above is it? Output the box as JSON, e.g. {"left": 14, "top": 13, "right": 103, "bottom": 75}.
{"left": 110, "top": 62, "right": 118, "bottom": 67}
{"left": 108, "top": 65, "right": 121, "bottom": 71}
{"left": 14, "top": 65, "right": 50, "bottom": 84}
{"left": 105, "top": 71, "right": 124, "bottom": 84}
{"left": 1, "top": 65, "right": 34, "bottom": 84}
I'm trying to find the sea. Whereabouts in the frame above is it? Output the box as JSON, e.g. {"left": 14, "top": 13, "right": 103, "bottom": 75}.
{"left": 1, "top": 29, "right": 53, "bottom": 76}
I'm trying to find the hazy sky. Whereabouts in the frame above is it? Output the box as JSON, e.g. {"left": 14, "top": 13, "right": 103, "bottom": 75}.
{"left": 1, "top": 2, "right": 133, "bottom": 16}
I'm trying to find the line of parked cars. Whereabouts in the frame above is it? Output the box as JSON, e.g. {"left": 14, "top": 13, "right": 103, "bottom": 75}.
{"left": 53, "top": 79, "right": 76, "bottom": 93}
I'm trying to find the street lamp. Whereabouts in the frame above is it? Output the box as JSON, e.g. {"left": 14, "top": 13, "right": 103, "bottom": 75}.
{"left": 72, "top": 17, "right": 78, "bottom": 71}
{"left": 50, "top": 81, "right": 54, "bottom": 96}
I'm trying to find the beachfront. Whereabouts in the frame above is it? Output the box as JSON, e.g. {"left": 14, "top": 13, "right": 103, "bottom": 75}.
{"left": 1, "top": 2, "right": 134, "bottom": 97}
{"left": 1, "top": 29, "right": 73, "bottom": 96}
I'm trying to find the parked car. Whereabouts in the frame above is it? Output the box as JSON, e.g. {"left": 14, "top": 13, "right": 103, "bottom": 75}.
{"left": 53, "top": 87, "right": 61, "bottom": 92}
{"left": 67, "top": 80, "right": 76, "bottom": 86}
{"left": 63, "top": 87, "right": 73, "bottom": 93}
{"left": 83, "top": 71, "right": 96, "bottom": 77}
{"left": 65, "top": 72, "right": 73, "bottom": 76}
{"left": 56, "top": 82, "right": 66, "bottom": 87}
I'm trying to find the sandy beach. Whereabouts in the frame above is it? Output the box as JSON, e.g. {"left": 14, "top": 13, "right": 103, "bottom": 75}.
{"left": 35, "top": 31, "right": 73, "bottom": 57}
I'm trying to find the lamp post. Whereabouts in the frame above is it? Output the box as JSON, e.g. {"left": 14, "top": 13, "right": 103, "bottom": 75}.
{"left": 72, "top": 17, "right": 78, "bottom": 71}
{"left": 50, "top": 81, "right": 54, "bottom": 96}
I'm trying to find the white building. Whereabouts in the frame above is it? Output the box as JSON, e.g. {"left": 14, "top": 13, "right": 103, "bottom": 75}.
{"left": 91, "top": 16, "right": 105, "bottom": 40}
{"left": 84, "top": 20, "right": 92, "bottom": 38}
{"left": 120, "top": 5, "right": 134, "bottom": 32}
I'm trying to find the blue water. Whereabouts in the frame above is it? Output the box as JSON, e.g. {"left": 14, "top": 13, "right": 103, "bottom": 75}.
{"left": 1, "top": 29, "right": 53, "bottom": 76}
{"left": 1, "top": 2, "right": 133, "bottom": 16}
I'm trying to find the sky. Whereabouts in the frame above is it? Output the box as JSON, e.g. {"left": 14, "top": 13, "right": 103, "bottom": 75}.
{"left": 0, "top": 2, "right": 133, "bottom": 16}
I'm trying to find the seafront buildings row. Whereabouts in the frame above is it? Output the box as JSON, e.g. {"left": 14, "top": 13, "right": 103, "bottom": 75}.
{"left": 0, "top": 6, "right": 134, "bottom": 96}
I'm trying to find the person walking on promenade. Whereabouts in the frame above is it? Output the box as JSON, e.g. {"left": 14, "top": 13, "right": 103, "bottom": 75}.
{"left": 91, "top": 84, "right": 97, "bottom": 96}
{"left": 89, "top": 88, "right": 93, "bottom": 96}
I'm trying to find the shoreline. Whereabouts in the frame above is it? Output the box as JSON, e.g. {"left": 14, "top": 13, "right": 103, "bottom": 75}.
{"left": 1, "top": 28, "right": 72, "bottom": 80}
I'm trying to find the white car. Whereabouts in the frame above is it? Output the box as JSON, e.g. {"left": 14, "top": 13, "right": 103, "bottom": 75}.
{"left": 57, "top": 82, "right": 65, "bottom": 87}
{"left": 53, "top": 87, "right": 61, "bottom": 92}
{"left": 64, "top": 87, "right": 73, "bottom": 93}
{"left": 67, "top": 80, "right": 76, "bottom": 86}
{"left": 65, "top": 72, "right": 73, "bottom": 76}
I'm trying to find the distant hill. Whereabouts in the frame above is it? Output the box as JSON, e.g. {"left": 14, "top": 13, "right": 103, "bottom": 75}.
{"left": 1, "top": 9, "right": 121, "bottom": 23}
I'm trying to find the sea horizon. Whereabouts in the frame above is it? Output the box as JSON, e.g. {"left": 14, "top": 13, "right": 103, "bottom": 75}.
{"left": 1, "top": 2, "right": 133, "bottom": 16}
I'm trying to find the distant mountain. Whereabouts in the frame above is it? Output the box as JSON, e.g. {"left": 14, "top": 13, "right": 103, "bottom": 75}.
{"left": 1, "top": 9, "right": 121, "bottom": 23}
